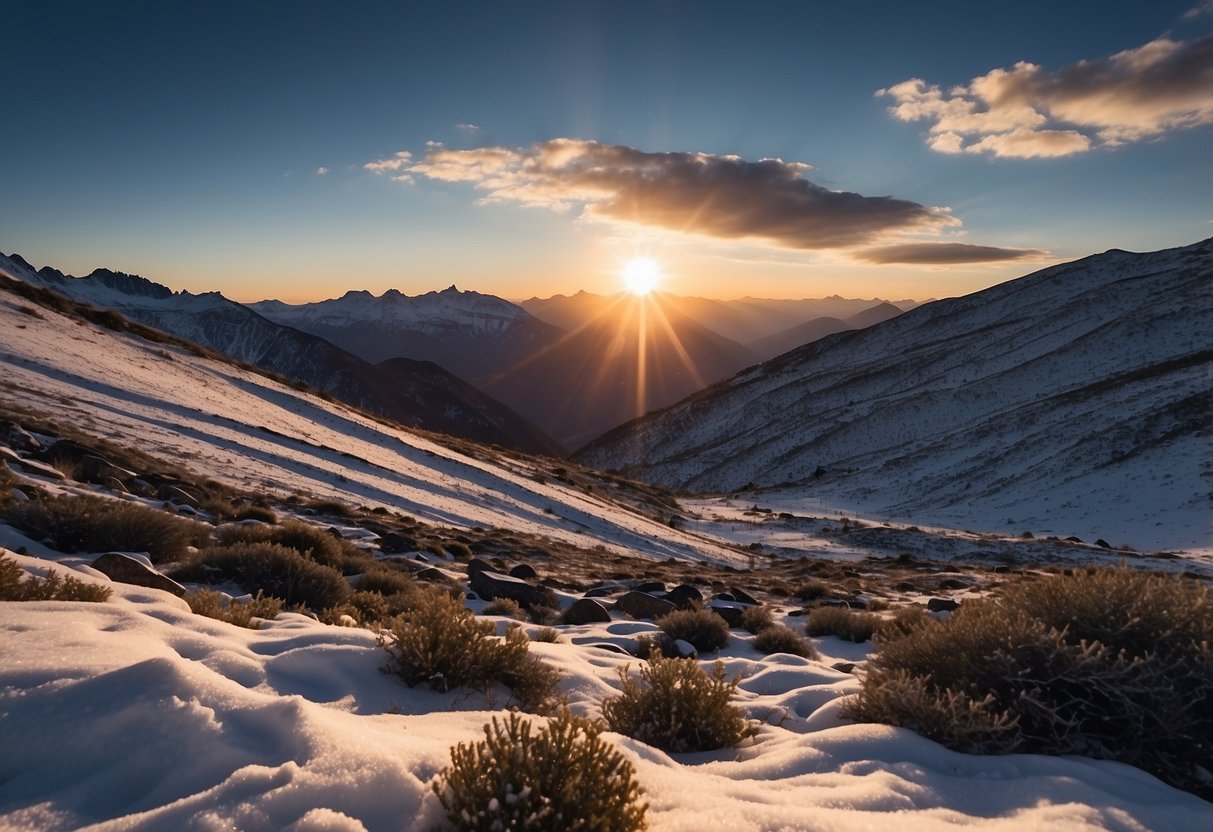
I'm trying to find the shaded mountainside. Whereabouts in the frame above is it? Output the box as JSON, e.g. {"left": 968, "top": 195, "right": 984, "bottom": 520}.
{"left": 480, "top": 294, "right": 759, "bottom": 448}
{"left": 746, "top": 302, "right": 906, "bottom": 362}
{"left": 250, "top": 288, "right": 564, "bottom": 379}
{"left": 0, "top": 254, "right": 563, "bottom": 457}
{"left": 579, "top": 240, "right": 1213, "bottom": 547}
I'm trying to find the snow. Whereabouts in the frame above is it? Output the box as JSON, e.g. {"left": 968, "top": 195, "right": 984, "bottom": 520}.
{"left": 2, "top": 559, "right": 1210, "bottom": 830}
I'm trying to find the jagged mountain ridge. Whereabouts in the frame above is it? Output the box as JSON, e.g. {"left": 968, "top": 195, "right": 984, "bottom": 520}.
{"left": 0, "top": 254, "right": 564, "bottom": 457}
{"left": 249, "top": 288, "right": 564, "bottom": 379}
{"left": 578, "top": 240, "right": 1213, "bottom": 547}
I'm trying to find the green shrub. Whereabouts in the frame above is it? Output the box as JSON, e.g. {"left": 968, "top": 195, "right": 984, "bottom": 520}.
{"left": 602, "top": 656, "right": 749, "bottom": 752}
{"left": 185, "top": 589, "right": 282, "bottom": 629}
{"left": 435, "top": 710, "right": 646, "bottom": 832}
{"left": 3, "top": 494, "right": 209, "bottom": 563}
{"left": 176, "top": 542, "right": 349, "bottom": 610}
{"left": 380, "top": 588, "right": 560, "bottom": 713}
{"left": 752, "top": 625, "right": 819, "bottom": 659}
{"left": 845, "top": 568, "right": 1213, "bottom": 799}
{"left": 739, "top": 604, "right": 775, "bottom": 634}
{"left": 803, "top": 606, "right": 882, "bottom": 642}
{"left": 656, "top": 608, "right": 730, "bottom": 653}
{"left": 0, "top": 554, "right": 111, "bottom": 602}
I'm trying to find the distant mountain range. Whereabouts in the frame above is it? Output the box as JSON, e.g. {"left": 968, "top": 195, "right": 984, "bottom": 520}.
{"left": 578, "top": 239, "right": 1213, "bottom": 544}
{"left": 0, "top": 254, "right": 564, "bottom": 457}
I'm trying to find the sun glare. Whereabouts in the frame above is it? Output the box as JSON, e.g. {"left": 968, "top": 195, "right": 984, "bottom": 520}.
{"left": 621, "top": 257, "right": 662, "bottom": 296}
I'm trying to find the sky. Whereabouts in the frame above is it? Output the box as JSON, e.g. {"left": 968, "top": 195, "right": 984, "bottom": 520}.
{"left": 2, "top": 0, "right": 1211, "bottom": 302}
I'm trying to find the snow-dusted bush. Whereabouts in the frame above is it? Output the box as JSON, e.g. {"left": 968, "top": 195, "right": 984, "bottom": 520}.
{"left": 177, "top": 541, "right": 350, "bottom": 610}
{"left": 603, "top": 656, "right": 749, "bottom": 752}
{"left": 185, "top": 589, "right": 282, "bottom": 629}
{"left": 738, "top": 604, "right": 775, "bottom": 634}
{"left": 656, "top": 608, "right": 730, "bottom": 652}
{"left": 803, "top": 606, "right": 881, "bottom": 642}
{"left": 216, "top": 519, "right": 362, "bottom": 572}
{"left": 0, "top": 553, "right": 111, "bottom": 602}
{"left": 381, "top": 588, "right": 560, "bottom": 713}
{"left": 435, "top": 710, "right": 646, "bottom": 832}
{"left": 752, "top": 625, "right": 819, "bottom": 659}
{"left": 483, "top": 597, "right": 524, "bottom": 618}
{"left": 846, "top": 568, "right": 1213, "bottom": 798}
{"left": 3, "top": 493, "right": 208, "bottom": 563}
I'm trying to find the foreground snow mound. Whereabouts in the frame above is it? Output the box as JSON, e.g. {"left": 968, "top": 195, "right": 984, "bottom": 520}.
{"left": 1, "top": 552, "right": 1210, "bottom": 831}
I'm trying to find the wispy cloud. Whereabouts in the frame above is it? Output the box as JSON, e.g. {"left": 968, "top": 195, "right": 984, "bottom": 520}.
{"left": 1184, "top": 1, "right": 1213, "bottom": 21}
{"left": 455, "top": 123, "right": 480, "bottom": 133}
{"left": 316, "top": 166, "right": 330, "bottom": 176}
{"left": 371, "top": 139, "right": 969, "bottom": 251}
{"left": 879, "top": 33, "right": 1213, "bottom": 158}
{"left": 362, "top": 150, "right": 414, "bottom": 183}
{"left": 856, "top": 242, "right": 1047, "bottom": 265}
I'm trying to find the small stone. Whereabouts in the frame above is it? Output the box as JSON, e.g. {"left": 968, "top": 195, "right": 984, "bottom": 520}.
{"left": 927, "top": 597, "right": 960, "bottom": 612}
{"left": 90, "top": 553, "right": 186, "bottom": 597}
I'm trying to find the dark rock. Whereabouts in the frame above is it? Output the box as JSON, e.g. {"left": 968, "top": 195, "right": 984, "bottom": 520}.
{"left": 415, "top": 567, "right": 458, "bottom": 585}
{"left": 326, "top": 526, "right": 344, "bottom": 539}
{"left": 729, "top": 586, "right": 760, "bottom": 605}
{"left": 665, "top": 584, "right": 703, "bottom": 609}
{"left": 468, "top": 568, "right": 551, "bottom": 609}
{"left": 562, "top": 597, "right": 612, "bottom": 625}
{"left": 509, "top": 563, "right": 538, "bottom": 580}
{"left": 128, "top": 478, "right": 158, "bottom": 498}
{"left": 102, "top": 477, "right": 128, "bottom": 493}
{"left": 79, "top": 454, "right": 136, "bottom": 485}
{"left": 90, "top": 553, "right": 186, "bottom": 597}
{"left": 1065, "top": 536, "right": 1084, "bottom": 543}
{"left": 927, "top": 597, "right": 960, "bottom": 612}
{"left": 710, "top": 603, "right": 746, "bottom": 627}
{"left": 158, "top": 485, "right": 199, "bottom": 507}
{"left": 667, "top": 639, "right": 698, "bottom": 658}
{"left": 589, "top": 643, "right": 631, "bottom": 656}
{"left": 713, "top": 592, "right": 737, "bottom": 602}
{"left": 1094, "top": 539, "right": 1112, "bottom": 549}
{"left": 11, "top": 456, "right": 65, "bottom": 480}
{"left": 614, "top": 591, "right": 676, "bottom": 620}
{"left": 585, "top": 586, "right": 615, "bottom": 598}
{"left": 378, "top": 531, "right": 414, "bottom": 553}
{"left": 466, "top": 558, "right": 494, "bottom": 577}
{"left": 831, "top": 662, "right": 856, "bottom": 674}
{"left": 785, "top": 608, "right": 807, "bottom": 617}
{"left": 0, "top": 421, "right": 41, "bottom": 453}
{"left": 633, "top": 580, "right": 665, "bottom": 594}
{"left": 993, "top": 565, "right": 1011, "bottom": 574}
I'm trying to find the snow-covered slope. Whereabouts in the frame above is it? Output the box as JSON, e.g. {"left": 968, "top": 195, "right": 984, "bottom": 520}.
{"left": 0, "top": 255, "right": 563, "bottom": 456}
{"left": 579, "top": 240, "right": 1213, "bottom": 551}
{"left": 250, "top": 287, "right": 565, "bottom": 379}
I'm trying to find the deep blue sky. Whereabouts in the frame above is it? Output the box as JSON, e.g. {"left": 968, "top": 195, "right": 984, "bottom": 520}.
{"left": 3, "top": 0, "right": 1210, "bottom": 300}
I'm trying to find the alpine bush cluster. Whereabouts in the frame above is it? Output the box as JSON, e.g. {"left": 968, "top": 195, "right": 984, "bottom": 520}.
{"left": 603, "top": 656, "right": 749, "bottom": 752}
{"left": 381, "top": 587, "right": 560, "bottom": 713}
{"left": 185, "top": 589, "right": 282, "bottom": 629}
{"left": 175, "top": 541, "right": 350, "bottom": 610}
{"left": 845, "top": 568, "right": 1213, "bottom": 799}
{"left": 435, "top": 710, "right": 647, "bottom": 832}
{"left": 656, "top": 608, "right": 730, "bottom": 653}
{"left": 803, "top": 605, "right": 882, "bottom": 642}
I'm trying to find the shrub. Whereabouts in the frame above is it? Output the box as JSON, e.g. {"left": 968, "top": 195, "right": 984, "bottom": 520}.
{"left": 656, "top": 608, "right": 730, "bottom": 653}
{"left": 435, "top": 710, "right": 646, "bottom": 832}
{"left": 177, "top": 542, "right": 350, "bottom": 610}
{"left": 530, "top": 626, "right": 561, "bottom": 643}
{"left": 483, "top": 597, "right": 524, "bottom": 618}
{"left": 602, "top": 656, "right": 749, "bottom": 752}
{"left": 793, "top": 580, "right": 828, "bottom": 601}
{"left": 752, "top": 625, "right": 819, "bottom": 659}
{"left": 3, "top": 494, "right": 208, "bottom": 563}
{"left": 738, "top": 604, "right": 775, "bottom": 634}
{"left": 233, "top": 505, "right": 277, "bottom": 524}
{"left": 875, "top": 605, "right": 933, "bottom": 642}
{"left": 357, "top": 566, "right": 418, "bottom": 598}
{"left": 803, "top": 606, "right": 882, "bottom": 642}
{"left": 185, "top": 589, "right": 282, "bottom": 629}
{"left": 215, "top": 520, "right": 358, "bottom": 571}
{"left": 845, "top": 568, "right": 1213, "bottom": 799}
{"left": 380, "top": 588, "right": 559, "bottom": 713}
{"left": 0, "top": 554, "right": 111, "bottom": 602}
{"left": 527, "top": 604, "right": 562, "bottom": 626}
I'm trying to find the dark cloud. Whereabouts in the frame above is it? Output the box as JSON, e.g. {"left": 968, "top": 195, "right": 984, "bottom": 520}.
{"left": 856, "top": 243, "right": 1047, "bottom": 265}
{"left": 375, "top": 139, "right": 958, "bottom": 249}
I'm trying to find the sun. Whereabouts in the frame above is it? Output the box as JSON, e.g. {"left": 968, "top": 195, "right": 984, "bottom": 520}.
{"left": 621, "top": 257, "right": 662, "bottom": 296}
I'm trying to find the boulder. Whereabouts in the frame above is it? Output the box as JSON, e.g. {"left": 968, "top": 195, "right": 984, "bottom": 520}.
{"left": 508, "top": 563, "right": 538, "bottom": 580}
{"left": 633, "top": 580, "right": 665, "bottom": 594}
{"left": 664, "top": 584, "right": 703, "bottom": 609}
{"left": 158, "top": 485, "right": 200, "bottom": 507}
{"left": 468, "top": 568, "right": 550, "bottom": 609}
{"left": 614, "top": 591, "right": 676, "bottom": 620}
{"left": 0, "top": 421, "right": 41, "bottom": 453}
{"left": 466, "top": 558, "right": 495, "bottom": 577}
{"left": 709, "top": 603, "right": 746, "bottom": 627}
{"left": 11, "top": 456, "right": 65, "bottom": 481}
{"left": 90, "top": 553, "right": 186, "bottom": 597}
{"left": 562, "top": 597, "right": 612, "bottom": 625}
{"left": 927, "top": 597, "right": 960, "bottom": 612}
{"left": 378, "top": 531, "right": 414, "bottom": 553}
{"left": 729, "top": 586, "right": 760, "bottom": 606}
{"left": 584, "top": 585, "right": 615, "bottom": 598}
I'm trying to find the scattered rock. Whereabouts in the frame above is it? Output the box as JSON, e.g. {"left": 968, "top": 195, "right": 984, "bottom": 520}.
{"left": 633, "top": 580, "right": 665, "bottom": 594}
{"left": 1095, "top": 539, "right": 1112, "bottom": 549}
{"left": 102, "top": 477, "right": 128, "bottom": 493}
{"left": 709, "top": 603, "right": 745, "bottom": 627}
{"left": 11, "top": 457, "right": 65, "bottom": 481}
{"left": 1065, "top": 536, "right": 1084, "bottom": 543}
{"left": 0, "top": 421, "right": 41, "bottom": 453}
{"left": 562, "top": 597, "right": 612, "bottom": 625}
{"left": 468, "top": 568, "right": 551, "bottom": 609}
{"left": 0, "top": 446, "right": 21, "bottom": 464}
{"left": 509, "top": 563, "right": 538, "bottom": 580}
{"left": 669, "top": 639, "right": 697, "bottom": 658}
{"left": 831, "top": 662, "right": 856, "bottom": 674}
{"left": 377, "top": 531, "right": 415, "bottom": 553}
{"left": 927, "top": 597, "right": 960, "bottom": 612}
{"left": 729, "top": 586, "right": 760, "bottom": 605}
{"left": 614, "top": 591, "right": 676, "bottom": 620}
{"left": 90, "top": 553, "right": 186, "bottom": 597}
{"left": 584, "top": 586, "right": 615, "bottom": 598}
{"left": 664, "top": 584, "right": 703, "bottom": 609}
{"left": 415, "top": 567, "right": 458, "bottom": 585}
{"left": 589, "top": 643, "right": 631, "bottom": 656}
{"left": 466, "top": 558, "right": 494, "bottom": 577}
